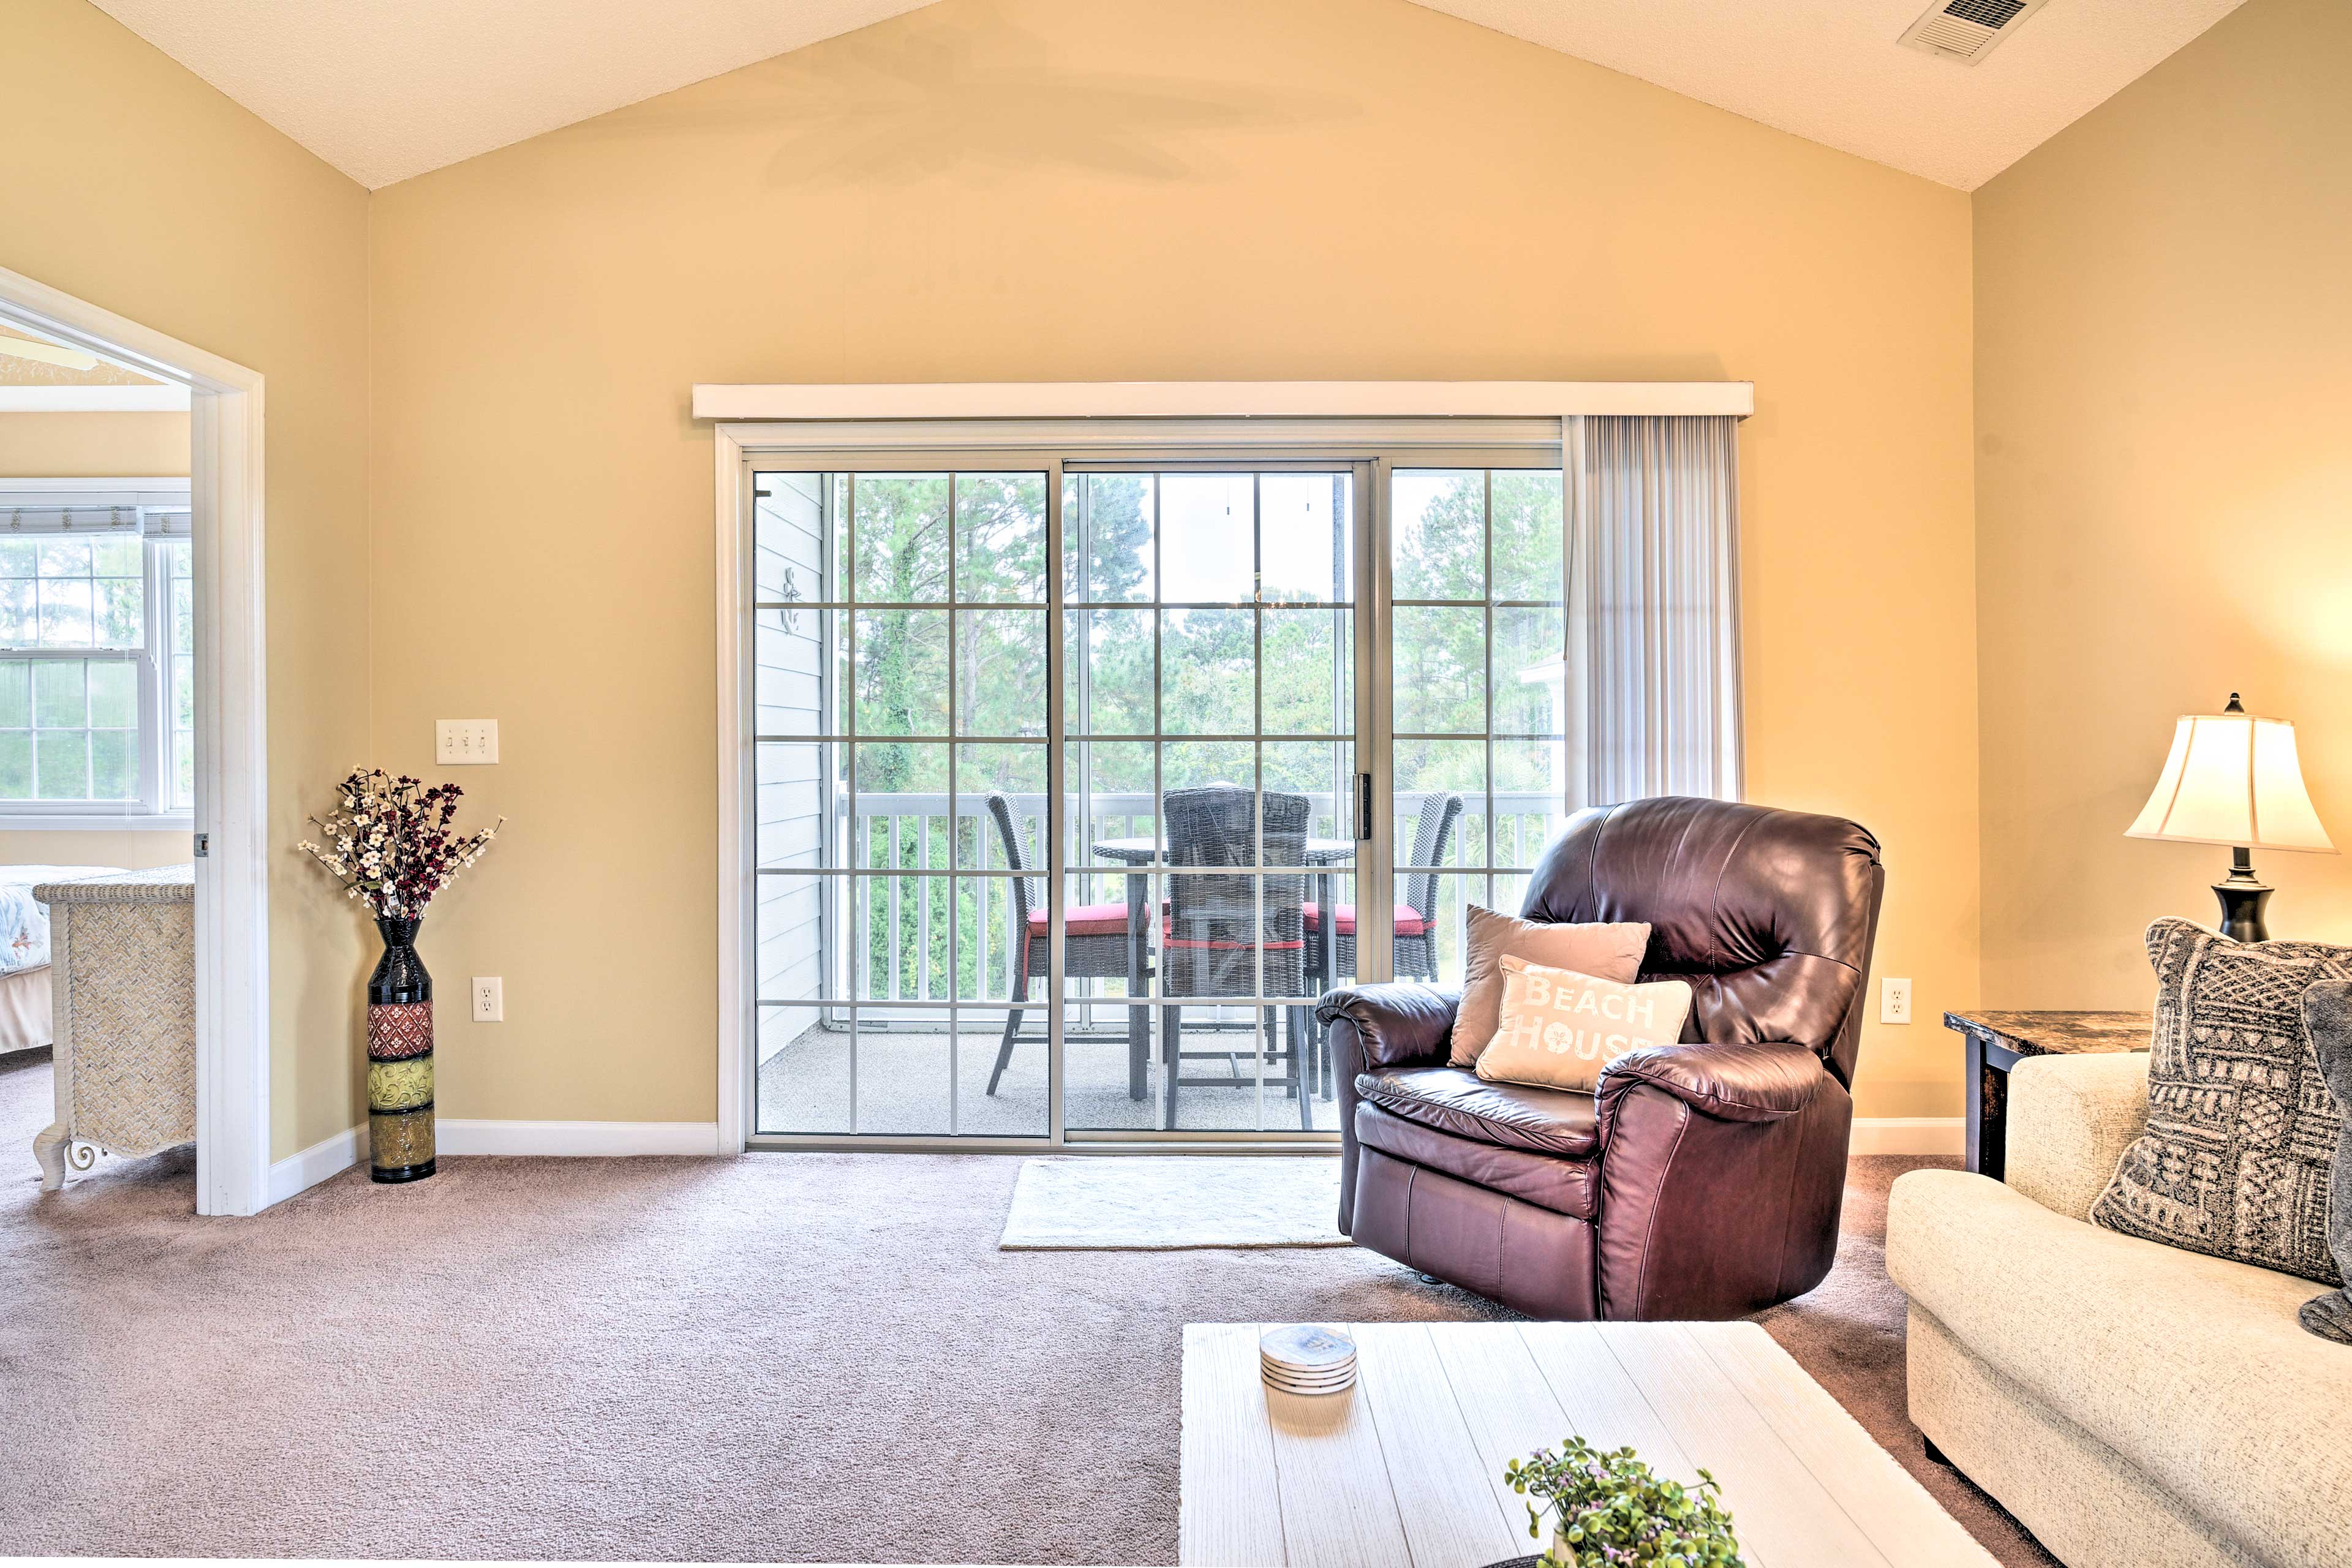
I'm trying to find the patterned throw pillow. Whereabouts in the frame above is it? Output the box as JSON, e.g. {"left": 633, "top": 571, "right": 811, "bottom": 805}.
{"left": 1473, "top": 956, "right": 1694, "bottom": 1093}
{"left": 2091, "top": 917, "right": 2348, "bottom": 1286}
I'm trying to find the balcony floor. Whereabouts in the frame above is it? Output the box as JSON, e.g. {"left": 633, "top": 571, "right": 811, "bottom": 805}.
{"left": 755, "top": 1014, "right": 1340, "bottom": 1137}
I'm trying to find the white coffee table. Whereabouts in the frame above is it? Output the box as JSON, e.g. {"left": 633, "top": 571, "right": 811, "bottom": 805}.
{"left": 1180, "top": 1319, "right": 1997, "bottom": 1568}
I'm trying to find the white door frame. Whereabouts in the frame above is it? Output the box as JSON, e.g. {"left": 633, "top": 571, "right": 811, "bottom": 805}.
{"left": 0, "top": 263, "right": 271, "bottom": 1217}
{"left": 704, "top": 382, "right": 1753, "bottom": 1153}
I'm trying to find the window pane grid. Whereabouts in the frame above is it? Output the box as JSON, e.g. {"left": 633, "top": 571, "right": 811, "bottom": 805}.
{"left": 1390, "top": 467, "right": 1567, "bottom": 968}
{"left": 0, "top": 529, "right": 186, "bottom": 810}
{"left": 755, "top": 464, "right": 1359, "bottom": 1140}
{"left": 755, "top": 470, "right": 1057, "bottom": 1136}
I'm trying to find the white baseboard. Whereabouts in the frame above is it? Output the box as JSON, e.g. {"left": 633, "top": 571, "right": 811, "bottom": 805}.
{"left": 1851, "top": 1117, "right": 1964, "bottom": 1156}
{"left": 258, "top": 1119, "right": 720, "bottom": 1205}
{"left": 437, "top": 1119, "right": 722, "bottom": 1157}
{"left": 266, "top": 1123, "right": 363, "bottom": 1206}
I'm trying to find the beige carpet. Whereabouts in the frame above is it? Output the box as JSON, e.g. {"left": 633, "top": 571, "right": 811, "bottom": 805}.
{"left": 0, "top": 1047, "right": 2054, "bottom": 1565}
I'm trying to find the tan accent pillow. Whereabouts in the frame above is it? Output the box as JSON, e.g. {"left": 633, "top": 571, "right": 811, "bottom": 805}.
{"left": 1474, "top": 956, "right": 1694, "bottom": 1093}
{"left": 1449, "top": 904, "right": 1651, "bottom": 1066}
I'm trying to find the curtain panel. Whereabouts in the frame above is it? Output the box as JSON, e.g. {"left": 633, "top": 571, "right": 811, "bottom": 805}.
{"left": 1566, "top": 414, "right": 1743, "bottom": 809}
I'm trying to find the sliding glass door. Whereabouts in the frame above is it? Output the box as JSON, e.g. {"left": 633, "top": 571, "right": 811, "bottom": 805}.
{"left": 742, "top": 434, "right": 1561, "bottom": 1148}
{"left": 752, "top": 467, "right": 1055, "bottom": 1139}
{"left": 1061, "top": 465, "right": 1360, "bottom": 1134}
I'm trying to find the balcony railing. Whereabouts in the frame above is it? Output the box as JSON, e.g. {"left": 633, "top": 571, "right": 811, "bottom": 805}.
{"left": 815, "top": 790, "right": 1562, "bottom": 1011}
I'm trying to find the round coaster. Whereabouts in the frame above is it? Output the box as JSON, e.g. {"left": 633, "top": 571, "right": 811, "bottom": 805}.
{"left": 1264, "top": 1374, "right": 1358, "bottom": 1395}
{"left": 1261, "top": 1356, "right": 1357, "bottom": 1382}
{"left": 1259, "top": 1324, "right": 1357, "bottom": 1371}
{"left": 1260, "top": 1324, "right": 1359, "bottom": 1394}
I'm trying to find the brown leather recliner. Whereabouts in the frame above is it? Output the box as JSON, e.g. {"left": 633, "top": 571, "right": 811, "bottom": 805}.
{"left": 1317, "top": 796, "right": 1884, "bottom": 1321}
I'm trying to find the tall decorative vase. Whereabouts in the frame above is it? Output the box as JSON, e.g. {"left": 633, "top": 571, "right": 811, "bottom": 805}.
{"left": 366, "top": 915, "right": 435, "bottom": 1183}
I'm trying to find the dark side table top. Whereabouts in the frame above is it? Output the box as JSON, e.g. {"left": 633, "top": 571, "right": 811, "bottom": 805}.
{"left": 1942, "top": 1009, "right": 2150, "bottom": 1056}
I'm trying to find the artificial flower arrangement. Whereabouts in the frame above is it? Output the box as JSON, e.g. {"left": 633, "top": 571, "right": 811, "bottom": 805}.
{"left": 300, "top": 767, "right": 503, "bottom": 1183}
{"left": 1506, "top": 1436, "right": 1744, "bottom": 1568}
{"left": 298, "top": 767, "right": 503, "bottom": 917}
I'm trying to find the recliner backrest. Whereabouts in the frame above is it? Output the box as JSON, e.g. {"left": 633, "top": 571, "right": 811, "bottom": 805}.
{"left": 1519, "top": 796, "right": 1884, "bottom": 1086}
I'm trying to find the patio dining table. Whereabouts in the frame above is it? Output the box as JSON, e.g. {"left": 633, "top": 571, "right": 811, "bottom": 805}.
{"left": 1087, "top": 835, "right": 1357, "bottom": 1109}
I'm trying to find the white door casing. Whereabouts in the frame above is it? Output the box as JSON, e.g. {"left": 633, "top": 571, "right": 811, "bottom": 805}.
{"left": 0, "top": 263, "right": 271, "bottom": 1216}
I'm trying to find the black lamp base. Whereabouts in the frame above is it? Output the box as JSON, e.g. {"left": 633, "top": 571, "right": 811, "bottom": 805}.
{"left": 2214, "top": 846, "right": 2273, "bottom": 943}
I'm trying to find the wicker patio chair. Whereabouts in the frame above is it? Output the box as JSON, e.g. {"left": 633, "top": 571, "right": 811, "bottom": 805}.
{"left": 1161, "top": 783, "right": 1315, "bottom": 1130}
{"left": 982, "top": 793, "right": 1141, "bottom": 1096}
{"left": 1305, "top": 790, "right": 1463, "bottom": 982}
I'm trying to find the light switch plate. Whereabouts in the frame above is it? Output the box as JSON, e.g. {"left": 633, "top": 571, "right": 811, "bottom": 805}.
{"left": 473, "top": 976, "right": 503, "bottom": 1022}
{"left": 1880, "top": 977, "right": 1913, "bottom": 1025}
{"left": 436, "top": 718, "right": 499, "bottom": 764}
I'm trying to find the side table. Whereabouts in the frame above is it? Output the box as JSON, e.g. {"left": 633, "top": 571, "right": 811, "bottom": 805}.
{"left": 1942, "top": 1009, "right": 2148, "bottom": 1180}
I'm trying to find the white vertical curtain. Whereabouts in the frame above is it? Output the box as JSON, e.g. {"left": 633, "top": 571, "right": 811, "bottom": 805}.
{"left": 1565, "top": 414, "right": 1743, "bottom": 808}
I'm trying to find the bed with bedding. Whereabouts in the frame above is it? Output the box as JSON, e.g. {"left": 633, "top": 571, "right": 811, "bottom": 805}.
{"left": 0, "top": 865, "right": 120, "bottom": 1055}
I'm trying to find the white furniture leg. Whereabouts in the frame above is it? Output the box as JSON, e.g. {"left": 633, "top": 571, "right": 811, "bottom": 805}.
{"left": 34, "top": 1118, "right": 67, "bottom": 1191}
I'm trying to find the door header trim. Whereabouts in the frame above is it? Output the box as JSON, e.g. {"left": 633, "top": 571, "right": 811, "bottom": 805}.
{"left": 693, "top": 380, "right": 1754, "bottom": 423}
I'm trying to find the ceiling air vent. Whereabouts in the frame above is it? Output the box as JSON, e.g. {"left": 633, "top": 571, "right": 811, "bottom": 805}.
{"left": 1899, "top": 0, "right": 2051, "bottom": 64}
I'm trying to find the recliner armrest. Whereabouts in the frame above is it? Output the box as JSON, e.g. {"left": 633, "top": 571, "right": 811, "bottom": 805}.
{"left": 1316, "top": 984, "right": 1461, "bottom": 1071}
{"left": 1322, "top": 984, "right": 1463, "bottom": 1236}
{"left": 1597, "top": 1039, "right": 1823, "bottom": 1123}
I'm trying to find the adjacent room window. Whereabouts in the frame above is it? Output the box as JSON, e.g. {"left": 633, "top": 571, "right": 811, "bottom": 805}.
{"left": 0, "top": 485, "right": 194, "bottom": 818}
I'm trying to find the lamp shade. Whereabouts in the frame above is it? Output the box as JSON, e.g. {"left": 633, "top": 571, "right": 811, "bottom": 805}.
{"left": 2127, "top": 708, "right": 2335, "bottom": 853}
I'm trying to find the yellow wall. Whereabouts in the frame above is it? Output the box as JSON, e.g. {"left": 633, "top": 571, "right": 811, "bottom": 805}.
{"left": 1975, "top": 0, "right": 2352, "bottom": 1005}
{"left": 370, "top": 0, "right": 1979, "bottom": 1123}
{"left": 3, "top": 0, "right": 373, "bottom": 1159}
{"left": 0, "top": 407, "right": 195, "bottom": 871}
{"left": 0, "top": 411, "right": 189, "bottom": 477}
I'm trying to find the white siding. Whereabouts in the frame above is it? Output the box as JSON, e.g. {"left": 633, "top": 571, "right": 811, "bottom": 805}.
{"left": 754, "top": 473, "right": 829, "bottom": 1061}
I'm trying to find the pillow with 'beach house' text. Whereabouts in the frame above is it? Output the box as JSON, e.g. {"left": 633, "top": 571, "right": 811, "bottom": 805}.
{"left": 1473, "top": 955, "right": 1694, "bottom": 1094}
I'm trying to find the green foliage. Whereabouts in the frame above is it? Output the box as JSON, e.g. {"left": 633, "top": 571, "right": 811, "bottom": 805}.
{"left": 1506, "top": 1436, "right": 1744, "bottom": 1568}
{"left": 827, "top": 467, "right": 1570, "bottom": 1000}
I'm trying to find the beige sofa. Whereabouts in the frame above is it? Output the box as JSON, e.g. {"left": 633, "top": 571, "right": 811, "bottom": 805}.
{"left": 1888, "top": 1053, "right": 2352, "bottom": 1568}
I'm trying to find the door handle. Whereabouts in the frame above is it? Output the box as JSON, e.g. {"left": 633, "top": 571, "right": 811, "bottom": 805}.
{"left": 1357, "top": 774, "right": 1373, "bottom": 842}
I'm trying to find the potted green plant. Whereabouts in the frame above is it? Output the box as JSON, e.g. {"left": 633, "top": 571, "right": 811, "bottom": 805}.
{"left": 1505, "top": 1436, "right": 1744, "bottom": 1567}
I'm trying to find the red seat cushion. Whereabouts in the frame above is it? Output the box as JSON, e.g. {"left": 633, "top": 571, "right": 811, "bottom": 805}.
{"left": 1028, "top": 903, "right": 1133, "bottom": 938}
{"left": 1302, "top": 900, "right": 1427, "bottom": 937}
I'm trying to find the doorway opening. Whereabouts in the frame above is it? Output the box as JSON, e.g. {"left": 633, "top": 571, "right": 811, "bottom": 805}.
{"left": 0, "top": 263, "right": 268, "bottom": 1215}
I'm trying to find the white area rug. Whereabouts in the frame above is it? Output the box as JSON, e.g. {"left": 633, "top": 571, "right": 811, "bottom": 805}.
{"left": 998, "top": 1156, "right": 1350, "bottom": 1250}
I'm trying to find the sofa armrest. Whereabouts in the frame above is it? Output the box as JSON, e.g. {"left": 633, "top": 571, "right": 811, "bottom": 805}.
{"left": 1315, "top": 984, "right": 1460, "bottom": 1072}
{"left": 1596, "top": 1039, "right": 1825, "bottom": 1125}
{"left": 2005, "top": 1052, "right": 2149, "bottom": 1222}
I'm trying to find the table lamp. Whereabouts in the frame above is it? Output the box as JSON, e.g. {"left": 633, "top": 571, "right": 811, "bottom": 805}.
{"left": 2127, "top": 693, "right": 2335, "bottom": 941}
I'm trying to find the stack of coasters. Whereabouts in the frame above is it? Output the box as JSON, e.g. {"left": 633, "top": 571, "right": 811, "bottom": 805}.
{"left": 1259, "top": 1324, "right": 1358, "bottom": 1395}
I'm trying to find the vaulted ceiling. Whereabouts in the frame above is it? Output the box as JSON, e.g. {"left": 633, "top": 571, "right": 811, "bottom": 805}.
{"left": 90, "top": 0, "right": 2245, "bottom": 192}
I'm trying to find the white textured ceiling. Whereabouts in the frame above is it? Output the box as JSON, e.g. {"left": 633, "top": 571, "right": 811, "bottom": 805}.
{"left": 90, "top": 0, "right": 2245, "bottom": 192}
{"left": 89, "top": 0, "right": 941, "bottom": 189}
{"left": 1412, "top": 0, "right": 2248, "bottom": 189}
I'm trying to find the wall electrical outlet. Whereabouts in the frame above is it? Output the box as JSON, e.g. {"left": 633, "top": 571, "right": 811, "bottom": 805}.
{"left": 1880, "top": 977, "right": 1913, "bottom": 1025}
{"left": 436, "top": 718, "right": 499, "bottom": 764}
{"left": 473, "top": 976, "right": 503, "bottom": 1022}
